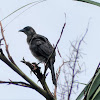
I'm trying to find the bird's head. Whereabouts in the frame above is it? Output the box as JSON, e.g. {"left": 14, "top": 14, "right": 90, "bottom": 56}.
{"left": 19, "top": 26, "right": 36, "bottom": 36}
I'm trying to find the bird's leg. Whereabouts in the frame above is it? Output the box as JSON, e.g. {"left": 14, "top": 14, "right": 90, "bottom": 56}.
{"left": 37, "top": 61, "right": 42, "bottom": 65}
{"left": 43, "top": 63, "right": 48, "bottom": 79}
{"left": 32, "top": 61, "right": 42, "bottom": 66}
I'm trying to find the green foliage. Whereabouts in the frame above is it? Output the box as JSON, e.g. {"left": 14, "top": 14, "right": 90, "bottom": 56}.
{"left": 76, "top": 0, "right": 100, "bottom": 7}
{"left": 76, "top": 66, "right": 100, "bottom": 100}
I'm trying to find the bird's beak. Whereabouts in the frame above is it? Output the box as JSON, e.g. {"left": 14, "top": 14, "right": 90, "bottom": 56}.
{"left": 19, "top": 29, "right": 25, "bottom": 32}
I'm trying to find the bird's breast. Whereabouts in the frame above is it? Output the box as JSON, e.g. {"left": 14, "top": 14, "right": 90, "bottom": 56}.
{"left": 29, "top": 43, "right": 45, "bottom": 62}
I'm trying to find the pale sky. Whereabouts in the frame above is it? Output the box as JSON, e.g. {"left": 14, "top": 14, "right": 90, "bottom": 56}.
{"left": 0, "top": 0, "right": 100, "bottom": 100}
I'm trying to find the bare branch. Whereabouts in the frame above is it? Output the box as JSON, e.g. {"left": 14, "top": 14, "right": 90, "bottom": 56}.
{"left": 0, "top": 49, "right": 53, "bottom": 100}
{"left": 0, "top": 80, "right": 33, "bottom": 88}
{"left": 21, "top": 58, "right": 55, "bottom": 99}
{"left": 0, "top": 21, "right": 16, "bottom": 65}
{"left": 44, "top": 21, "right": 66, "bottom": 87}
{"left": 21, "top": 58, "right": 43, "bottom": 83}
{"left": 67, "top": 21, "right": 89, "bottom": 100}
{"left": 57, "top": 46, "right": 62, "bottom": 58}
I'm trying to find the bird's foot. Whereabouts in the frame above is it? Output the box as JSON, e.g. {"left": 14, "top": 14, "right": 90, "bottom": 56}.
{"left": 37, "top": 61, "right": 42, "bottom": 65}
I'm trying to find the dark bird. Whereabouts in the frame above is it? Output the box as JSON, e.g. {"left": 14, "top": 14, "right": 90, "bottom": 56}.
{"left": 19, "top": 26, "right": 57, "bottom": 86}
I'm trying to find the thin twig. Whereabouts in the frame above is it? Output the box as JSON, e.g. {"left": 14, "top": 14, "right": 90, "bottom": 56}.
{"left": 0, "top": 80, "right": 33, "bottom": 88}
{"left": 57, "top": 46, "right": 62, "bottom": 58}
{"left": 44, "top": 21, "right": 66, "bottom": 83}
{"left": 0, "top": 21, "right": 16, "bottom": 65}
{"left": 0, "top": 22, "right": 7, "bottom": 46}
{"left": 67, "top": 20, "right": 89, "bottom": 100}
{"left": 53, "top": 18, "right": 66, "bottom": 97}
{"left": 54, "top": 61, "right": 65, "bottom": 97}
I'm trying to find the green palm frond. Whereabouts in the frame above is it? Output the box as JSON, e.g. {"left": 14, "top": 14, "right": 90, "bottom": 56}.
{"left": 1, "top": 0, "right": 46, "bottom": 21}
{"left": 76, "top": 0, "right": 100, "bottom": 7}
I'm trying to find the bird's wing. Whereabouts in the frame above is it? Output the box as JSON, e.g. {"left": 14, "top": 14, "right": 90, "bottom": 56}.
{"left": 31, "top": 34, "right": 54, "bottom": 59}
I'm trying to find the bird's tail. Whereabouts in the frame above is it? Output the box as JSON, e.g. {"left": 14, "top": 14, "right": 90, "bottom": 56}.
{"left": 49, "top": 62, "right": 57, "bottom": 86}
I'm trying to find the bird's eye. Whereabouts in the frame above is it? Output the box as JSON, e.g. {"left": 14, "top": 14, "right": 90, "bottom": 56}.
{"left": 24, "top": 27, "right": 30, "bottom": 31}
